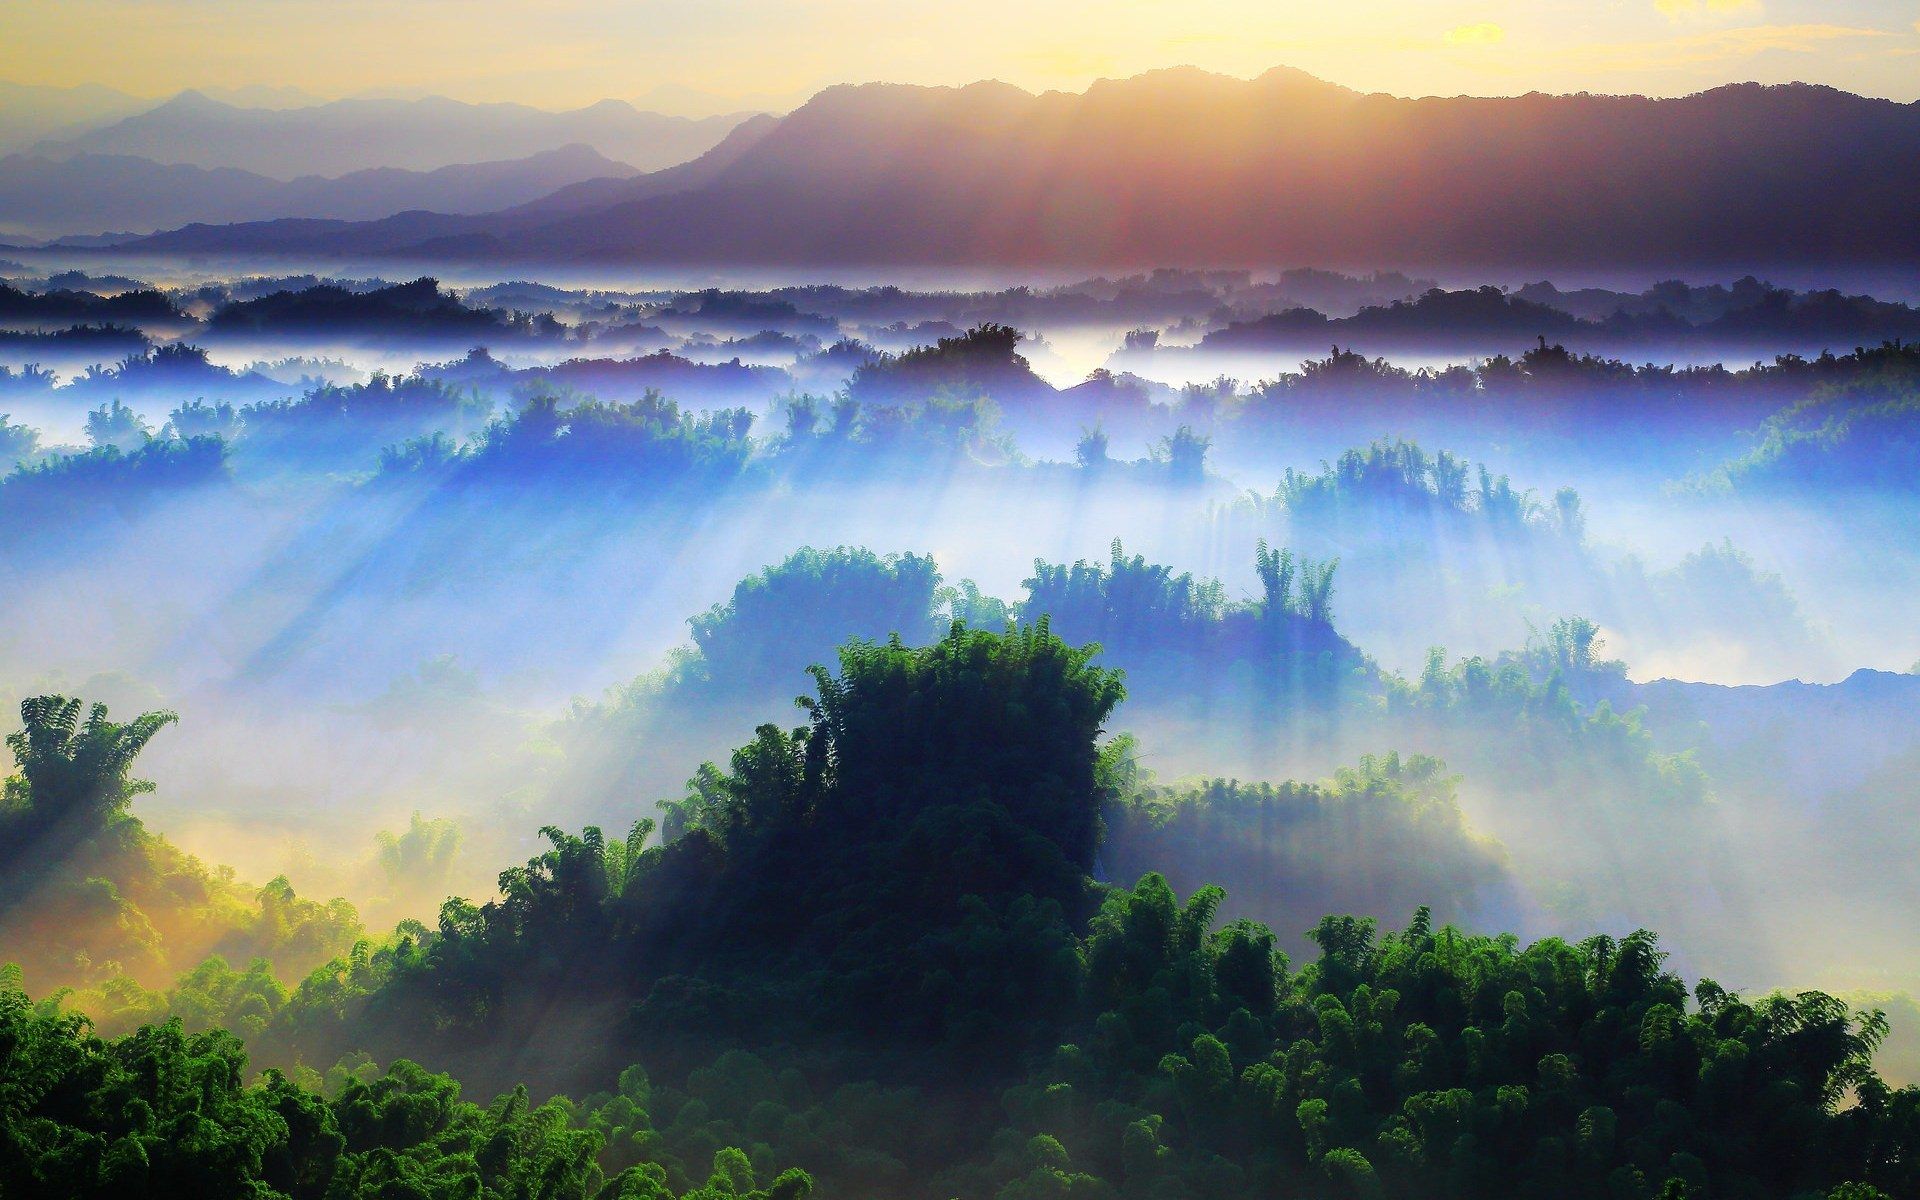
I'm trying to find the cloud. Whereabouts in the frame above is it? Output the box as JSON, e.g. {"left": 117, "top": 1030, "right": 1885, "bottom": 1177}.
{"left": 1655, "top": 0, "right": 1763, "bottom": 19}
{"left": 1569, "top": 22, "right": 1893, "bottom": 72}
{"left": 1443, "top": 22, "right": 1505, "bottom": 47}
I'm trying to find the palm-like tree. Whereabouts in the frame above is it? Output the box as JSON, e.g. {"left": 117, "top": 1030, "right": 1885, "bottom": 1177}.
{"left": 1, "top": 696, "right": 176, "bottom": 860}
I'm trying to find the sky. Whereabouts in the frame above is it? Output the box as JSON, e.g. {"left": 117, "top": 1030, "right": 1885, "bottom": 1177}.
{"left": 3, "top": 0, "right": 1919, "bottom": 113}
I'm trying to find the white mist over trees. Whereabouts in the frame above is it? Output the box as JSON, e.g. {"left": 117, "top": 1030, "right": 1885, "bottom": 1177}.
{"left": 0, "top": 260, "right": 1916, "bottom": 1199}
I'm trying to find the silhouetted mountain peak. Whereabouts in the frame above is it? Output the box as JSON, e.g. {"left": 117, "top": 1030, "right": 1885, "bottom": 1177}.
{"left": 153, "top": 89, "right": 230, "bottom": 114}
{"left": 719, "top": 112, "right": 780, "bottom": 142}
{"left": 578, "top": 98, "right": 640, "bottom": 116}
{"left": 524, "top": 142, "right": 622, "bottom": 167}
{"left": 1251, "top": 64, "right": 1352, "bottom": 94}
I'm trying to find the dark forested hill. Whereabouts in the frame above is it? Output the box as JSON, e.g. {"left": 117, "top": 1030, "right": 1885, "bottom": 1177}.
{"left": 124, "top": 68, "right": 1920, "bottom": 270}
{"left": 42, "top": 626, "right": 1901, "bottom": 1200}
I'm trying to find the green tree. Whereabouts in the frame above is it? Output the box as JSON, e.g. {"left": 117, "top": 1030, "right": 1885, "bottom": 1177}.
{"left": 1, "top": 696, "right": 176, "bottom": 862}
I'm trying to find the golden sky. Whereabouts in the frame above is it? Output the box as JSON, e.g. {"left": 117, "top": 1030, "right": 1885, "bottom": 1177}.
{"left": 4, "top": 0, "right": 1918, "bottom": 111}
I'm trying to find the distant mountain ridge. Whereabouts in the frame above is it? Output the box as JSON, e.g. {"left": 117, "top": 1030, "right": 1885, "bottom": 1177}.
{"left": 0, "top": 145, "right": 639, "bottom": 240}
{"left": 121, "top": 67, "right": 1920, "bottom": 269}
{"left": 34, "top": 90, "right": 753, "bottom": 176}
{"left": 509, "top": 114, "right": 781, "bottom": 215}
{"left": 0, "top": 82, "right": 150, "bottom": 156}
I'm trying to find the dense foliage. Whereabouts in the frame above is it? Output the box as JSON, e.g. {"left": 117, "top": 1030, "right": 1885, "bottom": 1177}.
{"left": 1104, "top": 752, "right": 1510, "bottom": 943}
{"left": 685, "top": 548, "right": 947, "bottom": 692}
{"left": 1001, "top": 889, "right": 1914, "bottom": 1200}
{"left": 1707, "top": 366, "right": 1920, "bottom": 495}
{"left": 0, "top": 697, "right": 360, "bottom": 998}
{"left": 845, "top": 324, "right": 1046, "bottom": 409}
{"left": 231, "top": 372, "right": 492, "bottom": 469}
{"left": 303, "top": 623, "right": 1126, "bottom": 1089}
{"left": 205, "top": 277, "right": 557, "bottom": 342}
{"left": 5, "top": 622, "right": 1918, "bottom": 1198}
{"left": 0, "top": 435, "right": 229, "bottom": 519}
{"left": 0, "top": 283, "right": 182, "bottom": 324}
{"left": 1021, "top": 538, "right": 1358, "bottom": 698}
{"left": 380, "top": 389, "right": 755, "bottom": 488}
{"left": 2, "top": 278, "right": 1915, "bottom": 1199}
{"left": 0, "top": 985, "right": 812, "bottom": 1200}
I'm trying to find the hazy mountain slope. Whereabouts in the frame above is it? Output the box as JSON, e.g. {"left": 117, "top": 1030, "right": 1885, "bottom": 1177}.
{"left": 0, "top": 82, "right": 150, "bottom": 155}
{"left": 119, "top": 67, "right": 1920, "bottom": 269}
{"left": 35, "top": 90, "right": 752, "bottom": 176}
{"left": 123, "top": 117, "right": 785, "bottom": 257}
{"left": 1622, "top": 668, "right": 1920, "bottom": 793}
{"left": 0, "top": 145, "right": 637, "bottom": 239}
{"left": 510, "top": 113, "right": 781, "bottom": 215}
{"left": 513, "top": 68, "right": 1919, "bottom": 268}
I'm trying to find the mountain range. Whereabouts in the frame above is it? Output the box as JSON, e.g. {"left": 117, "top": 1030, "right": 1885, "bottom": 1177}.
{"left": 30, "top": 90, "right": 752, "bottom": 176}
{"left": 112, "top": 67, "right": 1920, "bottom": 271}
{"left": 0, "top": 82, "right": 150, "bottom": 156}
{"left": 0, "top": 145, "right": 640, "bottom": 240}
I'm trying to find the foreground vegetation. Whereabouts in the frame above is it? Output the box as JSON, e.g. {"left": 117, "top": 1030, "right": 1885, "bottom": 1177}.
{"left": 3, "top": 625, "right": 1914, "bottom": 1199}
{"left": 1, "top": 280, "right": 1914, "bottom": 1198}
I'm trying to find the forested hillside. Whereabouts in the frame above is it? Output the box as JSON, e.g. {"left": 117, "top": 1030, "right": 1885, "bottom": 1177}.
{"left": 3, "top": 627, "right": 1915, "bottom": 1198}
{"left": 1, "top": 266, "right": 1916, "bottom": 1199}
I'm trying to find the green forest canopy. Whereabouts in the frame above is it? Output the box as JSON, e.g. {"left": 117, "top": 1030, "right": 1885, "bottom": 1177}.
{"left": 3, "top": 625, "right": 1915, "bottom": 1199}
